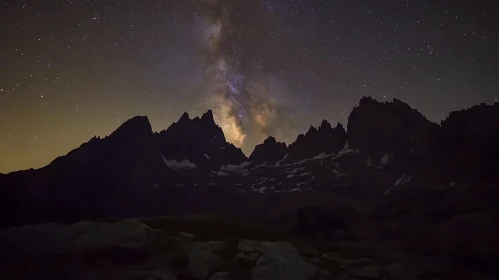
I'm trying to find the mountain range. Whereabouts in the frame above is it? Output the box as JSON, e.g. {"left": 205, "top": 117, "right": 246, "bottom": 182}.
{"left": 1, "top": 96, "right": 499, "bottom": 269}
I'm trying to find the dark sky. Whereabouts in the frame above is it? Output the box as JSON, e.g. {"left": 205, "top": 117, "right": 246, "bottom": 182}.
{"left": 1, "top": 0, "right": 498, "bottom": 173}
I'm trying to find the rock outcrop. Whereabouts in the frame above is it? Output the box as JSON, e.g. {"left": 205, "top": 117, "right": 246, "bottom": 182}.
{"left": 237, "top": 240, "right": 316, "bottom": 280}
{"left": 188, "top": 242, "right": 223, "bottom": 279}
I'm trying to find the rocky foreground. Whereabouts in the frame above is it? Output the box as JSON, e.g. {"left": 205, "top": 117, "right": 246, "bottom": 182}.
{"left": 0, "top": 216, "right": 495, "bottom": 280}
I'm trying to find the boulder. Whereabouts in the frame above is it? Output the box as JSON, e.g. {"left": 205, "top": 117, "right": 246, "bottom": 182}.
{"left": 188, "top": 243, "right": 222, "bottom": 279}
{"left": 208, "top": 271, "right": 236, "bottom": 280}
{"left": 240, "top": 240, "right": 316, "bottom": 280}
{"left": 239, "top": 240, "right": 303, "bottom": 261}
{"left": 252, "top": 255, "right": 316, "bottom": 280}
{"left": 94, "top": 219, "right": 156, "bottom": 249}
{"left": 256, "top": 241, "right": 301, "bottom": 260}
{"left": 87, "top": 245, "right": 151, "bottom": 266}
{"left": 237, "top": 252, "right": 261, "bottom": 268}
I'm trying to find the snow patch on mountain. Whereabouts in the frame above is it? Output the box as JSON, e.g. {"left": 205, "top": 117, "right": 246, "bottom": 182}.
{"left": 380, "top": 154, "right": 390, "bottom": 165}
{"left": 394, "top": 174, "right": 406, "bottom": 186}
{"left": 274, "top": 154, "right": 289, "bottom": 166}
{"left": 393, "top": 174, "right": 413, "bottom": 186}
{"left": 387, "top": 174, "right": 413, "bottom": 195}
{"left": 312, "top": 153, "right": 329, "bottom": 160}
{"left": 288, "top": 167, "right": 305, "bottom": 174}
{"left": 331, "top": 144, "right": 359, "bottom": 160}
{"left": 216, "top": 171, "right": 229, "bottom": 176}
{"left": 160, "top": 154, "right": 196, "bottom": 170}
{"left": 220, "top": 162, "right": 251, "bottom": 175}
{"left": 297, "top": 176, "right": 315, "bottom": 186}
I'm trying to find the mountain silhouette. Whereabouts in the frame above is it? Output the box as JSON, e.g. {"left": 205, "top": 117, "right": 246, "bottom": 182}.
{"left": 347, "top": 97, "right": 440, "bottom": 161}
{"left": 1, "top": 96, "right": 498, "bottom": 229}
{"left": 156, "top": 110, "right": 246, "bottom": 169}
{"left": 287, "top": 120, "right": 347, "bottom": 161}
{"left": 249, "top": 136, "right": 287, "bottom": 165}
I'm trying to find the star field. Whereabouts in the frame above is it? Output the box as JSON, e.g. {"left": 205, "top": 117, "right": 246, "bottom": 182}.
{"left": 0, "top": 0, "right": 498, "bottom": 173}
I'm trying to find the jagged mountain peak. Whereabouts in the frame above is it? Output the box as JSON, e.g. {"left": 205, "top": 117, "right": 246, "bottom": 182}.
{"left": 109, "top": 115, "right": 152, "bottom": 139}
{"left": 319, "top": 119, "right": 332, "bottom": 131}
{"left": 286, "top": 119, "right": 347, "bottom": 161}
{"left": 157, "top": 110, "right": 247, "bottom": 167}
{"left": 171, "top": 110, "right": 220, "bottom": 131}
{"left": 358, "top": 96, "right": 412, "bottom": 109}
{"left": 262, "top": 136, "right": 280, "bottom": 145}
{"left": 249, "top": 136, "right": 287, "bottom": 164}
{"left": 348, "top": 96, "right": 439, "bottom": 160}
{"left": 306, "top": 125, "right": 318, "bottom": 134}
{"left": 201, "top": 110, "right": 215, "bottom": 124}
{"left": 178, "top": 112, "right": 191, "bottom": 123}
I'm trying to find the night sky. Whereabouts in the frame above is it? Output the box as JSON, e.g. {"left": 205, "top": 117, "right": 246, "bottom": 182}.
{"left": 1, "top": 0, "right": 498, "bottom": 173}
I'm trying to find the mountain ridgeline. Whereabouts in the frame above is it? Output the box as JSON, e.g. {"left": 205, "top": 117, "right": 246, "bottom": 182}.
{"left": 0, "top": 96, "right": 498, "bottom": 228}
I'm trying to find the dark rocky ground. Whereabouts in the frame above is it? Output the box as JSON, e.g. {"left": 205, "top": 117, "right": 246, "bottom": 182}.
{"left": 1, "top": 216, "right": 494, "bottom": 280}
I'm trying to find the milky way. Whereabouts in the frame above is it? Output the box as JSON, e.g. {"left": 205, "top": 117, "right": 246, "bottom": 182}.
{"left": 196, "top": 0, "right": 290, "bottom": 149}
